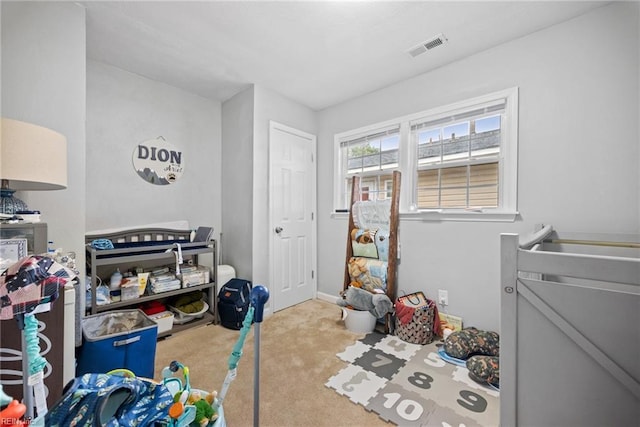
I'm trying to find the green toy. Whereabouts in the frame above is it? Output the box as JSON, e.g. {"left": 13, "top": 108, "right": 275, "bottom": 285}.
{"left": 186, "top": 389, "right": 217, "bottom": 426}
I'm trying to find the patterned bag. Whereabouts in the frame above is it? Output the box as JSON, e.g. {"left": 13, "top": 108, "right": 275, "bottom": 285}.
{"left": 394, "top": 292, "right": 437, "bottom": 345}
{"left": 44, "top": 373, "right": 173, "bottom": 426}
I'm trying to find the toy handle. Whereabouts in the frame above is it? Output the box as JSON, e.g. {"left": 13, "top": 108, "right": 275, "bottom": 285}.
{"left": 106, "top": 368, "right": 136, "bottom": 378}
{"left": 251, "top": 285, "right": 269, "bottom": 323}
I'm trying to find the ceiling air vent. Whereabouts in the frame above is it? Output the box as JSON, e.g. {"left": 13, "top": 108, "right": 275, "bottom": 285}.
{"left": 408, "top": 33, "right": 448, "bottom": 58}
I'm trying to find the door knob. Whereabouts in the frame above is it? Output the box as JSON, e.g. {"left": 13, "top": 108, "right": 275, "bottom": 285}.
{"left": 275, "top": 226, "right": 283, "bottom": 234}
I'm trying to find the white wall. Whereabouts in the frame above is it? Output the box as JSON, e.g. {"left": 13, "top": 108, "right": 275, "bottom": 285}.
{"left": 221, "top": 86, "right": 255, "bottom": 279}
{"left": 220, "top": 84, "right": 316, "bottom": 291}
{"left": 220, "top": 85, "right": 316, "bottom": 284}
{"left": 1, "top": 1, "right": 86, "bottom": 263}
{"left": 316, "top": 2, "right": 639, "bottom": 332}
{"left": 86, "top": 61, "right": 222, "bottom": 236}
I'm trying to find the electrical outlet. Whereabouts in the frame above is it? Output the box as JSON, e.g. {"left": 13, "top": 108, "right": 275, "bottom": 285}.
{"left": 438, "top": 289, "right": 448, "bottom": 306}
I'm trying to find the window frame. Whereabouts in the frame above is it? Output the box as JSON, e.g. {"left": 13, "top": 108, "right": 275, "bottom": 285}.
{"left": 333, "top": 87, "right": 518, "bottom": 222}
{"left": 333, "top": 119, "right": 403, "bottom": 210}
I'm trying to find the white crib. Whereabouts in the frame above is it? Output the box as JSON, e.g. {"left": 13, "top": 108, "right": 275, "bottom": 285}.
{"left": 500, "top": 227, "right": 639, "bottom": 426}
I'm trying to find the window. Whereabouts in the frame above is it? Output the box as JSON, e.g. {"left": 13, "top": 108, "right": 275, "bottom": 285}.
{"left": 336, "top": 124, "right": 400, "bottom": 206}
{"left": 412, "top": 102, "right": 504, "bottom": 209}
{"left": 334, "top": 88, "right": 518, "bottom": 221}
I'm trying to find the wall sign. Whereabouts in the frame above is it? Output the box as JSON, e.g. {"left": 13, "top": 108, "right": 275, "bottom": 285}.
{"left": 132, "top": 137, "right": 184, "bottom": 185}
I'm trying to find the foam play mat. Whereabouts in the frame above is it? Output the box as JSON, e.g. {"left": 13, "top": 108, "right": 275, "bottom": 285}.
{"left": 325, "top": 332, "right": 499, "bottom": 426}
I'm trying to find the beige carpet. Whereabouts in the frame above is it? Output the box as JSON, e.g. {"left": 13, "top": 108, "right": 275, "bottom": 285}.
{"left": 155, "top": 299, "right": 387, "bottom": 427}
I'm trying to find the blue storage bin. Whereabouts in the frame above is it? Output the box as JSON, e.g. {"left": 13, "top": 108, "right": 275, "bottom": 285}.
{"left": 77, "top": 309, "right": 158, "bottom": 378}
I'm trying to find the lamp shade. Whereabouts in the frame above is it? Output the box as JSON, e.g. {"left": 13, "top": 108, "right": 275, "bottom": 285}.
{"left": 1, "top": 117, "right": 67, "bottom": 190}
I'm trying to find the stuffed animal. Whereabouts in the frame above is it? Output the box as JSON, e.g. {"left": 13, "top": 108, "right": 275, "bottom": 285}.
{"left": 351, "top": 228, "right": 375, "bottom": 244}
{"left": 337, "top": 285, "right": 392, "bottom": 318}
{"left": 187, "top": 390, "right": 218, "bottom": 426}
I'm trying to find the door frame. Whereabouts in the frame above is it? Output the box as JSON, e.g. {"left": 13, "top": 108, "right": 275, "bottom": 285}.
{"left": 268, "top": 120, "right": 317, "bottom": 311}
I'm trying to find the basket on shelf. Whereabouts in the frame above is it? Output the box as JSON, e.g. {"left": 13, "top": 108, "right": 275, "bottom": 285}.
{"left": 169, "top": 300, "right": 209, "bottom": 325}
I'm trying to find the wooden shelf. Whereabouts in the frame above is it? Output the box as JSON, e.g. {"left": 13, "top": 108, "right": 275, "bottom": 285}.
{"left": 343, "top": 171, "right": 401, "bottom": 334}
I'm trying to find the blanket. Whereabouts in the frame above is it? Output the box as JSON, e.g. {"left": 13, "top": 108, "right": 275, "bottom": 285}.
{"left": 347, "top": 257, "right": 387, "bottom": 292}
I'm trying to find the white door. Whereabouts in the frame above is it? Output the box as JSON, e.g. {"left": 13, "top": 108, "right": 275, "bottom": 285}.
{"left": 269, "top": 121, "right": 316, "bottom": 312}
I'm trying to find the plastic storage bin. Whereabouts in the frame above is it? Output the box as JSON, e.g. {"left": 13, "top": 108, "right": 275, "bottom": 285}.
{"left": 149, "top": 310, "right": 175, "bottom": 335}
{"left": 341, "top": 307, "right": 377, "bottom": 333}
{"left": 77, "top": 309, "right": 158, "bottom": 378}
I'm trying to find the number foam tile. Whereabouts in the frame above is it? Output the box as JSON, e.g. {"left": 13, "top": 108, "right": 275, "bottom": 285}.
{"left": 426, "top": 404, "right": 485, "bottom": 427}
{"left": 330, "top": 336, "right": 500, "bottom": 427}
{"left": 389, "top": 360, "right": 499, "bottom": 427}
{"left": 336, "top": 340, "right": 371, "bottom": 363}
{"left": 391, "top": 362, "right": 444, "bottom": 402}
{"left": 422, "top": 366, "right": 499, "bottom": 425}
{"left": 389, "top": 352, "right": 472, "bottom": 414}
{"left": 451, "top": 366, "right": 500, "bottom": 399}
{"left": 325, "top": 364, "right": 387, "bottom": 406}
{"left": 398, "top": 345, "right": 459, "bottom": 382}
{"left": 366, "top": 379, "right": 437, "bottom": 426}
{"left": 361, "top": 331, "right": 386, "bottom": 346}
{"left": 373, "top": 335, "right": 422, "bottom": 361}
{"left": 353, "top": 347, "right": 406, "bottom": 380}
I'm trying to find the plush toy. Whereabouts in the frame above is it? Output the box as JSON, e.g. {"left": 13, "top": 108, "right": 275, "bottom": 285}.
{"left": 187, "top": 390, "right": 218, "bottom": 426}
{"left": 351, "top": 228, "right": 375, "bottom": 244}
{"left": 337, "top": 285, "right": 392, "bottom": 318}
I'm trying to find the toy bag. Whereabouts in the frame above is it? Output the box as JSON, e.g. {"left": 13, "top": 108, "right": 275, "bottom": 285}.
{"left": 394, "top": 292, "right": 439, "bottom": 345}
{"left": 43, "top": 372, "right": 173, "bottom": 426}
{"left": 217, "top": 278, "right": 252, "bottom": 330}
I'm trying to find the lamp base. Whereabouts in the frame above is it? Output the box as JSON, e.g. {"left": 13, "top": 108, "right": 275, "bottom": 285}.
{"left": 0, "top": 188, "right": 28, "bottom": 215}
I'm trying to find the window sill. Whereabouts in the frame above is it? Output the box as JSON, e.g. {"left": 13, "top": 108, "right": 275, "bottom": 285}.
{"left": 404, "top": 210, "right": 518, "bottom": 222}
{"left": 331, "top": 210, "right": 518, "bottom": 223}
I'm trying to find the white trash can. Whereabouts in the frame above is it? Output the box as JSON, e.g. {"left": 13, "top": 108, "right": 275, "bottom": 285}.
{"left": 341, "top": 307, "right": 377, "bottom": 333}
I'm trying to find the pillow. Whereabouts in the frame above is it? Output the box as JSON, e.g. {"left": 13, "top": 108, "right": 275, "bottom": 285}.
{"left": 444, "top": 327, "right": 500, "bottom": 360}
{"left": 466, "top": 355, "right": 500, "bottom": 387}
{"left": 351, "top": 228, "right": 378, "bottom": 259}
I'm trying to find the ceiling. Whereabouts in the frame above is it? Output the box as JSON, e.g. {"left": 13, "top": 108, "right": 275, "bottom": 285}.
{"left": 82, "top": 1, "right": 609, "bottom": 111}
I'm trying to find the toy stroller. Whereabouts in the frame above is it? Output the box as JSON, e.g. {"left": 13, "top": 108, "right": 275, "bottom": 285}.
{"left": 162, "top": 285, "right": 270, "bottom": 427}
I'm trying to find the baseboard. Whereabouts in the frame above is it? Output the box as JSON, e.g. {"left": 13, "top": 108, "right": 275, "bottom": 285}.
{"left": 316, "top": 291, "right": 339, "bottom": 304}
